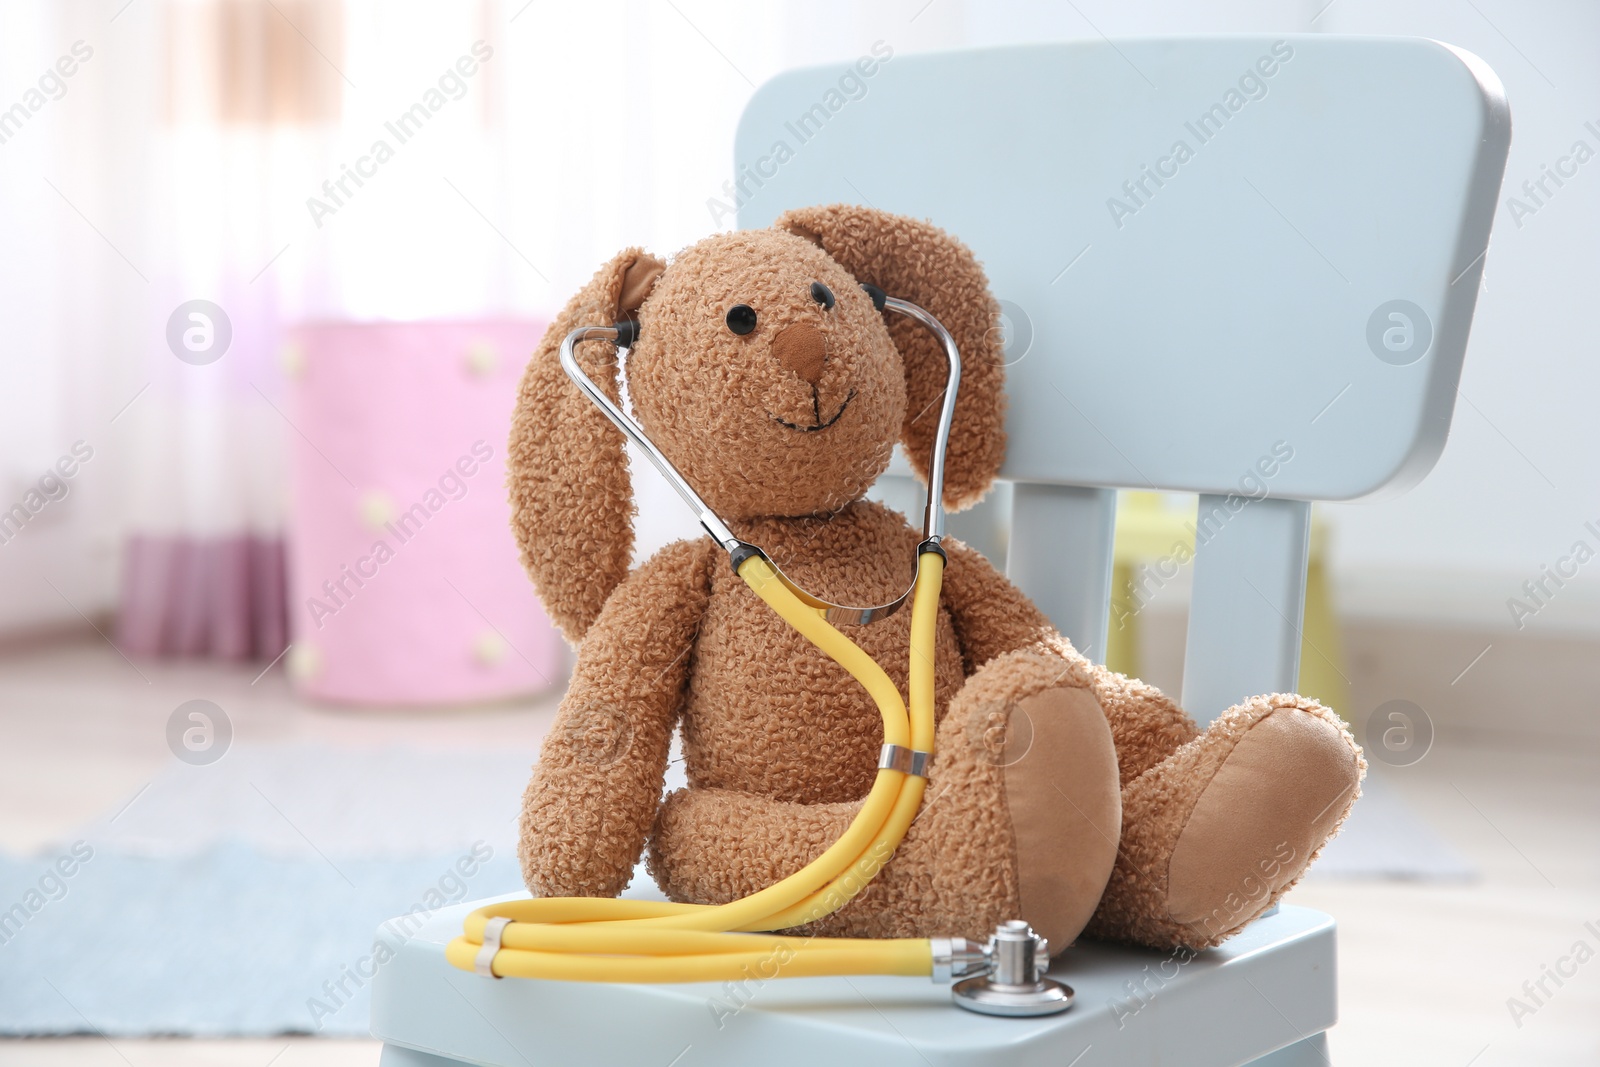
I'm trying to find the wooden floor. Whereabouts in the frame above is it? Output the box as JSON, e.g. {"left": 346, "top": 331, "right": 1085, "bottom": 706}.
{"left": 0, "top": 636, "right": 1596, "bottom": 1066}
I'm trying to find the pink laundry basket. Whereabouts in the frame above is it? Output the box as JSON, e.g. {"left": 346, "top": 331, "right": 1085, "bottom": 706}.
{"left": 285, "top": 320, "right": 563, "bottom": 705}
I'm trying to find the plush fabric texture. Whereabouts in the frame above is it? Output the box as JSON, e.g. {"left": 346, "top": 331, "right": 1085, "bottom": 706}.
{"left": 1000, "top": 679, "right": 1122, "bottom": 949}
{"left": 648, "top": 644, "right": 1119, "bottom": 950}
{"left": 1084, "top": 694, "right": 1365, "bottom": 951}
{"left": 519, "top": 536, "right": 713, "bottom": 898}
{"left": 628, "top": 230, "right": 907, "bottom": 525}
{"left": 776, "top": 204, "right": 1007, "bottom": 512}
{"left": 1165, "top": 702, "right": 1361, "bottom": 927}
{"left": 508, "top": 250, "right": 663, "bottom": 642}
{"left": 511, "top": 205, "right": 1365, "bottom": 952}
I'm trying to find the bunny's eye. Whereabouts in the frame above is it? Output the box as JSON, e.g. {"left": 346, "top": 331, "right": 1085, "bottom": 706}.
{"left": 726, "top": 304, "right": 757, "bottom": 335}
{"left": 810, "top": 282, "right": 835, "bottom": 310}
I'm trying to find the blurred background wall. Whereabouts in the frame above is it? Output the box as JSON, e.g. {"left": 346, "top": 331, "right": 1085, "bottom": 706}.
{"left": 1, "top": 0, "right": 1595, "bottom": 719}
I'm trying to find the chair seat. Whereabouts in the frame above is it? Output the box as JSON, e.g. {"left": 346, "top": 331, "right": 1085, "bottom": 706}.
{"left": 370, "top": 869, "right": 1337, "bottom": 1067}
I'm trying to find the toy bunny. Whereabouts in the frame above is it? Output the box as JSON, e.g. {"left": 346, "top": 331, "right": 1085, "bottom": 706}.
{"left": 508, "top": 204, "right": 1363, "bottom": 952}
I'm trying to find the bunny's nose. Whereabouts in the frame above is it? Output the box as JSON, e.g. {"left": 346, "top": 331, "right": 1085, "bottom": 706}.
{"left": 771, "top": 323, "right": 826, "bottom": 387}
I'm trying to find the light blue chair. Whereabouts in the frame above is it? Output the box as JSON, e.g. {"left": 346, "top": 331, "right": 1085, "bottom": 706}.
{"left": 371, "top": 36, "right": 1509, "bottom": 1065}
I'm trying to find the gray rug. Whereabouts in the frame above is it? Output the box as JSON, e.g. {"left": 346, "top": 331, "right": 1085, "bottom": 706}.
{"left": 0, "top": 843, "right": 524, "bottom": 1036}
{"left": 1, "top": 743, "right": 537, "bottom": 1037}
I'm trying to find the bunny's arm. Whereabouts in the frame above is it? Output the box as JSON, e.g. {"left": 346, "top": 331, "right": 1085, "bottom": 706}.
{"left": 518, "top": 536, "right": 716, "bottom": 898}
{"left": 938, "top": 538, "right": 1081, "bottom": 672}
{"left": 939, "top": 537, "right": 1198, "bottom": 785}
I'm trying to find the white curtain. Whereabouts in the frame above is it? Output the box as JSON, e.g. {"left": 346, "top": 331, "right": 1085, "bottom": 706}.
{"left": 0, "top": 0, "right": 988, "bottom": 650}
{"left": 110, "top": 1, "right": 338, "bottom": 657}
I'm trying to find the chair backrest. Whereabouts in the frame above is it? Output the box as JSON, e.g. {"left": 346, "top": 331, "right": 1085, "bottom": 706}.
{"left": 736, "top": 36, "right": 1509, "bottom": 721}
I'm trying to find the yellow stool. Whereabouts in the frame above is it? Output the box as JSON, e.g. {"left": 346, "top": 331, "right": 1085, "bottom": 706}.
{"left": 1107, "top": 492, "right": 1349, "bottom": 719}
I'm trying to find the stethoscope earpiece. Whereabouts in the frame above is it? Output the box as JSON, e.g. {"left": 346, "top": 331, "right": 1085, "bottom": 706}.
{"left": 612, "top": 319, "right": 641, "bottom": 347}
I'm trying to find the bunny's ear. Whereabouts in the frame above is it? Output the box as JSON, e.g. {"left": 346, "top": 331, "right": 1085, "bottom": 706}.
{"left": 508, "top": 248, "right": 665, "bottom": 642}
{"left": 775, "top": 205, "right": 1005, "bottom": 511}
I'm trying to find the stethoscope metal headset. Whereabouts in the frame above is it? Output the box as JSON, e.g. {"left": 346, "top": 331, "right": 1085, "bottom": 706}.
{"left": 449, "top": 284, "right": 1073, "bottom": 1017}
{"left": 560, "top": 287, "right": 956, "bottom": 625}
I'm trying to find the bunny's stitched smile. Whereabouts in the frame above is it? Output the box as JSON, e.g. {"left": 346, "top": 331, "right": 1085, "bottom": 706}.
{"left": 771, "top": 389, "right": 855, "bottom": 433}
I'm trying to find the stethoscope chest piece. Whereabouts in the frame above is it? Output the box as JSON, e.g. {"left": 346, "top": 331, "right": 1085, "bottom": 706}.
{"left": 951, "top": 921, "right": 1075, "bottom": 1017}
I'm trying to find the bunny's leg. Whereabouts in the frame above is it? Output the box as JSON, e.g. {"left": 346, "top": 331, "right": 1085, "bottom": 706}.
{"left": 1085, "top": 664, "right": 1201, "bottom": 787}
{"left": 649, "top": 649, "right": 1122, "bottom": 949}
{"left": 1084, "top": 694, "right": 1364, "bottom": 950}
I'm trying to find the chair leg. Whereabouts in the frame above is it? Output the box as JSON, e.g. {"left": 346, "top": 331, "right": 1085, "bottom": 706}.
{"left": 379, "top": 1044, "right": 477, "bottom": 1067}
{"left": 1242, "top": 1032, "right": 1330, "bottom": 1065}
{"left": 1106, "top": 559, "right": 1140, "bottom": 677}
{"left": 1297, "top": 551, "right": 1350, "bottom": 719}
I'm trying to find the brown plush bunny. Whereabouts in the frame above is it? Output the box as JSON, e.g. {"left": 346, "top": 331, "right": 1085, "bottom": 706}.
{"left": 508, "top": 204, "right": 1364, "bottom": 953}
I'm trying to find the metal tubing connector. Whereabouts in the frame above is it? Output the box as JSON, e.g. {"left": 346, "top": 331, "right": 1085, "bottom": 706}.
{"left": 474, "top": 916, "right": 512, "bottom": 979}
{"left": 878, "top": 743, "right": 932, "bottom": 778}
{"left": 929, "top": 936, "right": 988, "bottom": 984}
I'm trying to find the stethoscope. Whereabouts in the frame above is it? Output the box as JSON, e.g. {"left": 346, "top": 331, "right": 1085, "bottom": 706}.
{"left": 450, "top": 285, "right": 1073, "bottom": 1017}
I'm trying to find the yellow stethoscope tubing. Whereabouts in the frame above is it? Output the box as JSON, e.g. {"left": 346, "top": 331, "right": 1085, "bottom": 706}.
{"left": 755, "top": 549, "right": 940, "bottom": 932}
{"left": 446, "top": 549, "right": 944, "bottom": 982}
